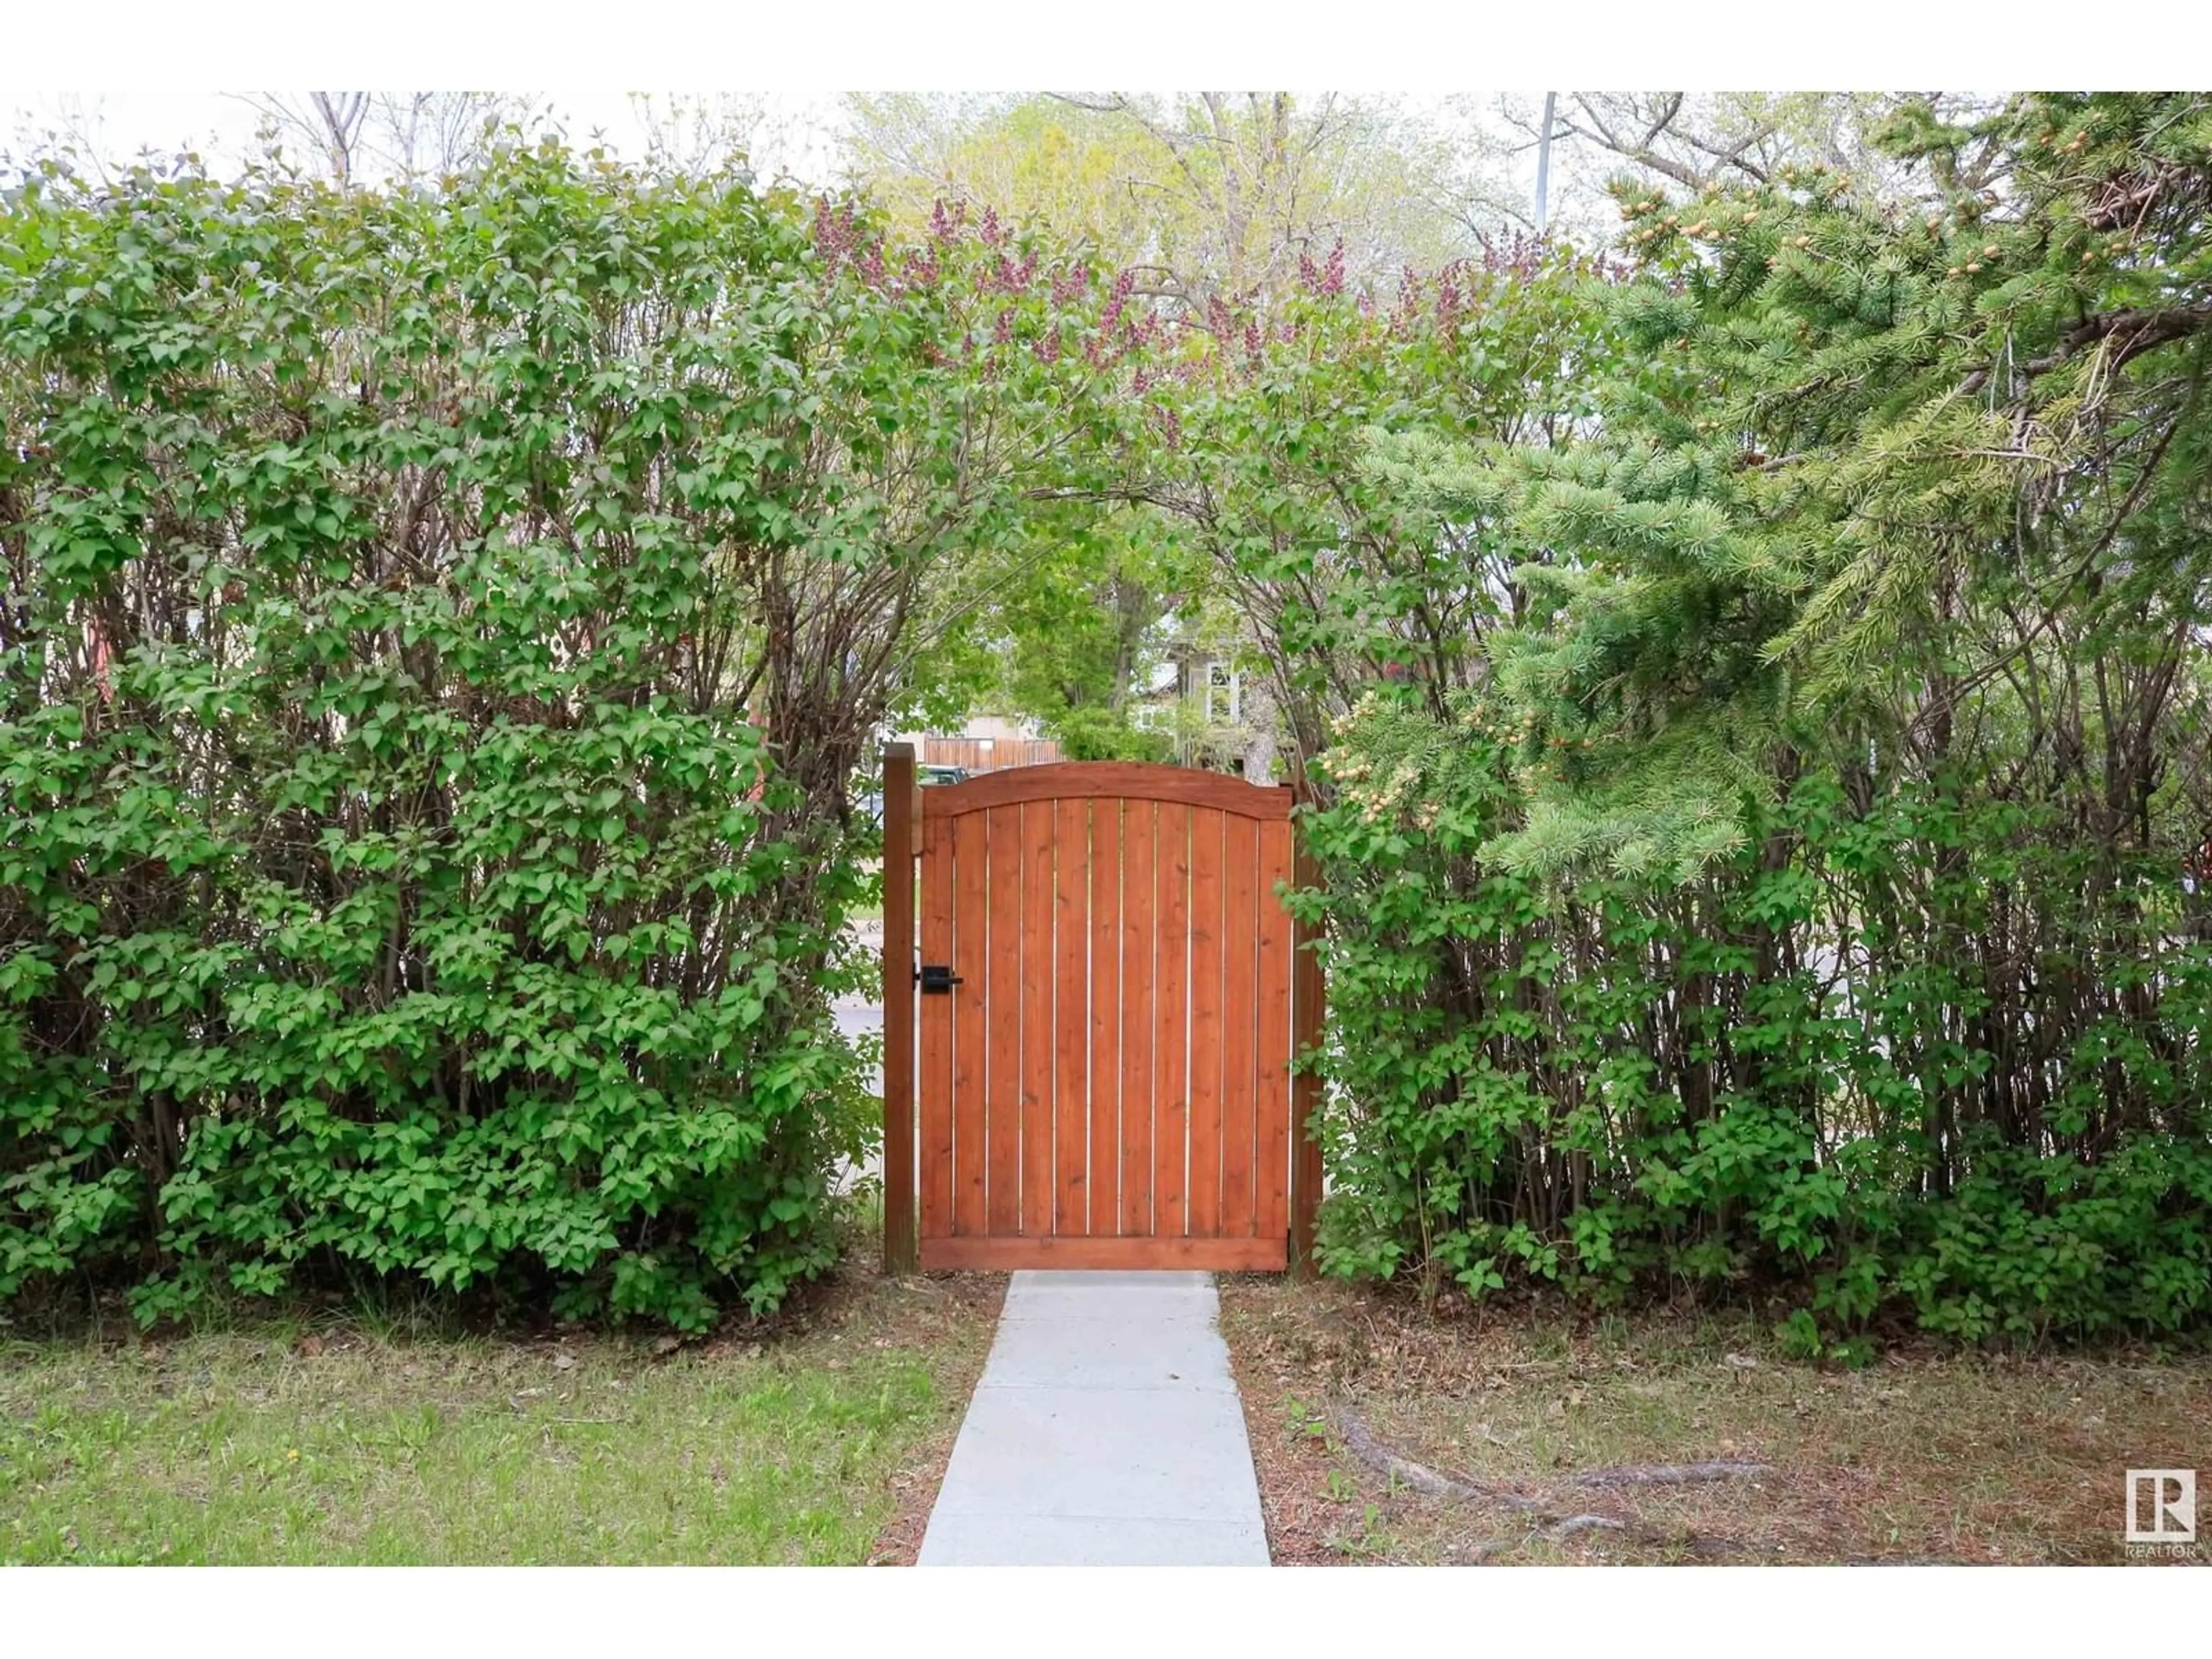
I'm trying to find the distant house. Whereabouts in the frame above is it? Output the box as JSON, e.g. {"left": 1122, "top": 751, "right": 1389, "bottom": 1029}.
{"left": 1132, "top": 635, "right": 1281, "bottom": 780}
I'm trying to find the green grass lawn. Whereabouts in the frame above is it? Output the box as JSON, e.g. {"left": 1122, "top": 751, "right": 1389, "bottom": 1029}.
{"left": 1, "top": 1263, "right": 1001, "bottom": 1566}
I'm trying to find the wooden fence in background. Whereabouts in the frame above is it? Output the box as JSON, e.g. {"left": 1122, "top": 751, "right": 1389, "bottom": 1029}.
{"left": 921, "top": 737, "right": 1062, "bottom": 773}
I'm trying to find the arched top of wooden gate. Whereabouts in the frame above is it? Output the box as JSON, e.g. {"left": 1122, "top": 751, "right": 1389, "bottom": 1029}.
{"left": 919, "top": 761, "right": 1293, "bottom": 821}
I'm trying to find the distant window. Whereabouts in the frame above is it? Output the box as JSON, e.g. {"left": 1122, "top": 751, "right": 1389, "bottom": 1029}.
{"left": 1207, "top": 661, "right": 1240, "bottom": 724}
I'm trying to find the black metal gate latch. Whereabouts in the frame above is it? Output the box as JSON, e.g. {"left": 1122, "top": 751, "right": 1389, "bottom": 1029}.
{"left": 917, "top": 963, "right": 963, "bottom": 993}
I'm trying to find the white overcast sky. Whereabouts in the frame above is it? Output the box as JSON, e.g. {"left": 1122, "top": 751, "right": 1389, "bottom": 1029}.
{"left": 0, "top": 1, "right": 2147, "bottom": 131}
{"left": 2, "top": 91, "right": 853, "bottom": 184}
{"left": 0, "top": 90, "right": 1509, "bottom": 188}
{"left": 0, "top": 9, "right": 2154, "bottom": 217}
{"left": 1, "top": 89, "right": 1588, "bottom": 238}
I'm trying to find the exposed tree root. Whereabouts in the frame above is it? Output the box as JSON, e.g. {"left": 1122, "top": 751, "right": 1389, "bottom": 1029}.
{"left": 1565, "top": 1460, "right": 1771, "bottom": 1488}
{"left": 1543, "top": 1513, "right": 1628, "bottom": 1540}
{"left": 1330, "top": 1403, "right": 1542, "bottom": 1511}
{"left": 1328, "top": 1402, "right": 1761, "bottom": 1563}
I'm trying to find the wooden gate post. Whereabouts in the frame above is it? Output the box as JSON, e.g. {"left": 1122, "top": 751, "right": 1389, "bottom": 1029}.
{"left": 882, "top": 744, "right": 918, "bottom": 1274}
{"left": 1290, "top": 824, "right": 1326, "bottom": 1278}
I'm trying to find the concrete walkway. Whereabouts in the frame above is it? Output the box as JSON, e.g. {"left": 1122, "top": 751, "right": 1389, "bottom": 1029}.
{"left": 915, "top": 1271, "right": 1271, "bottom": 1566}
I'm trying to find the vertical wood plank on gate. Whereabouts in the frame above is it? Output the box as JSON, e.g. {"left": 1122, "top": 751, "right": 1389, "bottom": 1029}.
{"left": 1088, "top": 799, "right": 1121, "bottom": 1235}
{"left": 951, "top": 813, "right": 988, "bottom": 1236}
{"left": 1053, "top": 796, "right": 1090, "bottom": 1234}
{"left": 1220, "top": 816, "right": 1259, "bottom": 1237}
{"left": 984, "top": 806, "right": 1022, "bottom": 1236}
{"left": 1255, "top": 817, "right": 1294, "bottom": 1251}
{"left": 1153, "top": 801, "right": 1190, "bottom": 1240}
{"left": 1187, "top": 805, "right": 1225, "bottom": 1236}
{"left": 919, "top": 812, "right": 955, "bottom": 1242}
{"left": 881, "top": 747, "right": 916, "bottom": 1274}
{"left": 1291, "top": 830, "right": 1327, "bottom": 1275}
{"left": 1119, "top": 801, "right": 1157, "bottom": 1237}
{"left": 1020, "top": 799, "right": 1055, "bottom": 1235}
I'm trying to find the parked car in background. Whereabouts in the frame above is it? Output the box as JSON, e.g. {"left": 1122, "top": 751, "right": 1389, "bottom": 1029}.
{"left": 852, "top": 763, "right": 969, "bottom": 828}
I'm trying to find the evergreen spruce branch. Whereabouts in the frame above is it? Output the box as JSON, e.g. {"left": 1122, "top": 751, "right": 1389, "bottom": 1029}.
{"left": 1956, "top": 302, "right": 2212, "bottom": 398}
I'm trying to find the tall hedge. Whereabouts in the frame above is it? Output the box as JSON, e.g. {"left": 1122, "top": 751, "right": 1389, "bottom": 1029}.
{"left": 1293, "top": 692, "right": 2212, "bottom": 1349}
{"left": 1145, "top": 96, "right": 2212, "bottom": 1347}
{"left": 0, "top": 146, "right": 1126, "bottom": 1327}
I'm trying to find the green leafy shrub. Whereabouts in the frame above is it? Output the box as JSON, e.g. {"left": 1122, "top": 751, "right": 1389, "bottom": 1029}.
{"left": 1, "top": 145, "right": 1126, "bottom": 1327}
{"left": 1289, "top": 689, "right": 2212, "bottom": 1344}
{"left": 1168, "top": 94, "right": 2212, "bottom": 1350}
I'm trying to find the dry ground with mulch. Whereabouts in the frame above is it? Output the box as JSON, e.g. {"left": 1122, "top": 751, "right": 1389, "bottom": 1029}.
{"left": 1217, "top": 1276, "right": 2211, "bottom": 1566}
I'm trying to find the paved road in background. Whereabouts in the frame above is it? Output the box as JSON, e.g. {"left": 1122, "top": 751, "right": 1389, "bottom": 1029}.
{"left": 834, "top": 918, "right": 887, "bottom": 1088}
{"left": 834, "top": 920, "right": 887, "bottom": 1191}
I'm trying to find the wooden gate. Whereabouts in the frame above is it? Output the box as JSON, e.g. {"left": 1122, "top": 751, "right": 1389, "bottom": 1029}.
{"left": 881, "top": 751, "right": 1321, "bottom": 1273}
